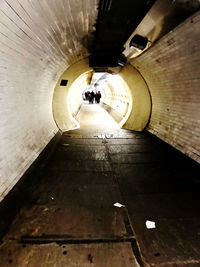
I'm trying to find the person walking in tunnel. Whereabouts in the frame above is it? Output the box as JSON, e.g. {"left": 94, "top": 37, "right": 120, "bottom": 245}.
{"left": 88, "top": 92, "right": 91, "bottom": 103}
{"left": 96, "top": 91, "right": 101, "bottom": 103}
{"left": 95, "top": 92, "right": 98, "bottom": 103}
{"left": 91, "top": 91, "right": 95, "bottom": 104}
{"left": 85, "top": 91, "right": 88, "bottom": 100}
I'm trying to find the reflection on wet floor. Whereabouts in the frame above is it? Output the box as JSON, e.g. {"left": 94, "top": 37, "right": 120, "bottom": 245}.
{"left": 0, "top": 104, "right": 200, "bottom": 266}
{"left": 77, "top": 103, "right": 120, "bottom": 131}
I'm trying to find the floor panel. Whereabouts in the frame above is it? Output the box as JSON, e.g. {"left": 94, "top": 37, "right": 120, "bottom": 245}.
{"left": 0, "top": 241, "right": 139, "bottom": 267}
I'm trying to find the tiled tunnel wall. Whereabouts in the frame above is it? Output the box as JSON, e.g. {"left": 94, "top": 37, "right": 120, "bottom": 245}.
{"left": 131, "top": 10, "right": 200, "bottom": 164}
{"left": 0, "top": 0, "right": 98, "bottom": 201}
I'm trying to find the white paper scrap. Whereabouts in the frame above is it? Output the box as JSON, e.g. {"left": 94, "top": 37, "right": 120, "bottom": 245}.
{"left": 113, "top": 202, "right": 125, "bottom": 208}
{"left": 146, "top": 220, "right": 156, "bottom": 229}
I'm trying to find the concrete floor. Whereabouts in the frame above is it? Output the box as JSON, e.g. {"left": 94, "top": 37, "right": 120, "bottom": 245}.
{"left": 1, "top": 104, "right": 200, "bottom": 266}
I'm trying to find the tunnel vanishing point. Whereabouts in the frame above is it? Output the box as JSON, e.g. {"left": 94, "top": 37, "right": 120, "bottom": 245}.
{"left": 0, "top": 0, "right": 200, "bottom": 266}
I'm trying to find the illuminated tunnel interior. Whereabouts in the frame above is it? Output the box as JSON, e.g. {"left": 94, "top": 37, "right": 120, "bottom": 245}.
{"left": 52, "top": 58, "right": 151, "bottom": 132}
{"left": 0, "top": 0, "right": 200, "bottom": 266}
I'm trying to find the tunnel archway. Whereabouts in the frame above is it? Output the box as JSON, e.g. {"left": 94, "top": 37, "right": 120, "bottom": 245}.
{"left": 52, "top": 59, "right": 151, "bottom": 132}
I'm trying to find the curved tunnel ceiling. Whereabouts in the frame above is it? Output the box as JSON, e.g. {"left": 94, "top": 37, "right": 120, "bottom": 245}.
{"left": 0, "top": 0, "right": 99, "bottom": 74}
{"left": 123, "top": 0, "right": 200, "bottom": 58}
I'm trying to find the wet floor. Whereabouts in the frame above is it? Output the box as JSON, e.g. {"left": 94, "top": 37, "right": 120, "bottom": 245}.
{"left": 0, "top": 104, "right": 200, "bottom": 266}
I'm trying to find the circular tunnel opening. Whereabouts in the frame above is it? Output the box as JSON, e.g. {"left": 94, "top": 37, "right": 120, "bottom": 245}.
{"left": 52, "top": 59, "right": 151, "bottom": 133}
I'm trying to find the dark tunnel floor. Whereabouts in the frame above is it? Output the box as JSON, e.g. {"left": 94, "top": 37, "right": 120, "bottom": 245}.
{"left": 1, "top": 104, "right": 200, "bottom": 266}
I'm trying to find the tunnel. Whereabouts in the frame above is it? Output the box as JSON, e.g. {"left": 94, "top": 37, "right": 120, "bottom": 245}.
{"left": 0, "top": 0, "right": 200, "bottom": 266}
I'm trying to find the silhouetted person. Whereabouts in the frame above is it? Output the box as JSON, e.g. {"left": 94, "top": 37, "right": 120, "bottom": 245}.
{"left": 88, "top": 92, "right": 92, "bottom": 103}
{"left": 91, "top": 91, "right": 95, "bottom": 104}
{"left": 96, "top": 91, "right": 101, "bottom": 103}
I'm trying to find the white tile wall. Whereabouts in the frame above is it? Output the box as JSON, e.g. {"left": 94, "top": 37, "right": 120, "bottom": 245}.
{"left": 0, "top": 0, "right": 99, "bottom": 201}
{"left": 132, "top": 11, "right": 200, "bottom": 163}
